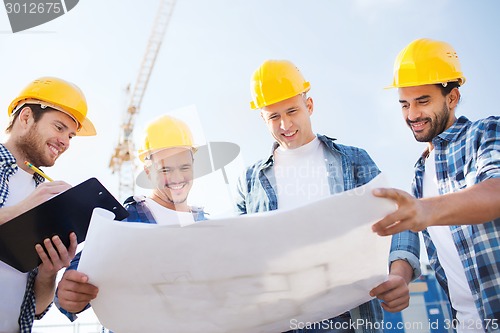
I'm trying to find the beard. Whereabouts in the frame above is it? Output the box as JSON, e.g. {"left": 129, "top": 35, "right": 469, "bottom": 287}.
{"left": 17, "top": 123, "right": 56, "bottom": 167}
{"left": 407, "top": 102, "right": 451, "bottom": 142}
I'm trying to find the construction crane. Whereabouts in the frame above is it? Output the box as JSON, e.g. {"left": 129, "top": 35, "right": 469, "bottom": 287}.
{"left": 109, "top": 0, "right": 177, "bottom": 200}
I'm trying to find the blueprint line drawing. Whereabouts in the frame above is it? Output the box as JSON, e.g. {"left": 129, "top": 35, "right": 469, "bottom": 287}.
{"left": 78, "top": 174, "right": 394, "bottom": 333}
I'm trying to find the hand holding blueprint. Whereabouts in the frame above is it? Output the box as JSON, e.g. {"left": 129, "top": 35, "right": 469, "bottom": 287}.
{"left": 78, "top": 174, "right": 395, "bottom": 333}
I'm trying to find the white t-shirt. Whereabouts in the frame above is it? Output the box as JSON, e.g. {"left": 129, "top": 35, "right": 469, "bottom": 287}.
{"left": 0, "top": 168, "right": 36, "bottom": 333}
{"left": 145, "top": 198, "right": 195, "bottom": 227}
{"left": 423, "top": 149, "right": 483, "bottom": 332}
{"left": 274, "top": 137, "right": 330, "bottom": 210}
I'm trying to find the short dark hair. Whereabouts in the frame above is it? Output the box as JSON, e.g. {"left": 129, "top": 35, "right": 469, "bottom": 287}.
{"left": 5, "top": 103, "right": 56, "bottom": 134}
{"left": 436, "top": 81, "right": 461, "bottom": 96}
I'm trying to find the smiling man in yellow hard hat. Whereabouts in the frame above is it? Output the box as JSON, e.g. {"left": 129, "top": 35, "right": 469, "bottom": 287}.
{"left": 0, "top": 77, "right": 96, "bottom": 333}
{"left": 373, "top": 38, "right": 500, "bottom": 330}
{"left": 237, "top": 60, "right": 420, "bottom": 333}
{"left": 131, "top": 114, "right": 204, "bottom": 218}
{"left": 55, "top": 114, "right": 207, "bottom": 327}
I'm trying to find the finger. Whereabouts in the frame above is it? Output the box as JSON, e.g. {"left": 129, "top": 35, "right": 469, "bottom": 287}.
{"left": 372, "top": 195, "right": 417, "bottom": 233}
{"left": 51, "top": 182, "right": 71, "bottom": 193}
{"left": 58, "top": 275, "right": 99, "bottom": 302}
{"left": 372, "top": 213, "right": 401, "bottom": 233}
{"left": 55, "top": 288, "right": 95, "bottom": 313}
{"left": 58, "top": 299, "right": 91, "bottom": 314}
{"left": 43, "top": 238, "right": 59, "bottom": 268}
{"left": 374, "top": 221, "right": 409, "bottom": 236}
{"left": 376, "top": 285, "right": 407, "bottom": 302}
{"left": 372, "top": 204, "right": 417, "bottom": 234}
{"left": 44, "top": 237, "right": 70, "bottom": 271}
{"left": 369, "top": 280, "right": 392, "bottom": 297}
{"left": 46, "top": 236, "right": 68, "bottom": 268}
{"left": 62, "top": 270, "right": 90, "bottom": 284}
{"left": 370, "top": 277, "right": 403, "bottom": 297}
{"left": 381, "top": 290, "right": 410, "bottom": 309}
{"left": 51, "top": 235, "right": 71, "bottom": 266}
{"left": 375, "top": 282, "right": 410, "bottom": 311}
{"left": 67, "top": 232, "right": 78, "bottom": 259}
{"left": 371, "top": 275, "right": 406, "bottom": 294}
{"left": 35, "top": 243, "right": 51, "bottom": 267}
{"left": 41, "top": 180, "right": 71, "bottom": 188}
{"left": 380, "top": 299, "right": 409, "bottom": 313}
{"left": 372, "top": 188, "right": 409, "bottom": 202}
{"left": 59, "top": 282, "right": 99, "bottom": 298}
{"left": 372, "top": 207, "right": 415, "bottom": 233}
{"left": 35, "top": 181, "right": 72, "bottom": 196}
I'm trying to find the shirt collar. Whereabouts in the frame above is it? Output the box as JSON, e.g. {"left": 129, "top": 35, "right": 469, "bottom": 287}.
{"left": 260, "top": 134, "right": 340, "bottom": 171}
{"left": 0, "top": 143, "right": 17, "bottom": 165}
{"left": 0, "top": 143, "right": 45, "bottom": 185}
{"left": 432, "top": 116, "right": 470, "bottom": 145}
{"left": 415, "top": 116, "right": 471, "bottom": 169}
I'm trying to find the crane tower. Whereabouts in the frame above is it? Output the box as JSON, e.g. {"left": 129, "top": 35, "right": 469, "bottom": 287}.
{"left": 109, "top": 0, "right": 177, "bottom": 200}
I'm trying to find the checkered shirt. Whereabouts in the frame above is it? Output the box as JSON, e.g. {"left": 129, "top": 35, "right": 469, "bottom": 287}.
{"left": 412, "top": 116, "right": 500, "bottom": 330}
{"left": 0, "top": 144, "right": 48, "bottom": 333}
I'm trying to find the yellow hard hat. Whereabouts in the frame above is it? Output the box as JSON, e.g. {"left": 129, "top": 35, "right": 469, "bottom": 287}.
{"left": 250, "top": 59, "right": 311, "bottom": 110}
{"left": 138, "top": 115, "right": 194, "bottom": 162}
{"left": 8, "top": 77, "right": 96, "bottom": 136}
{"left": 387, "top": 38, "right": 466, "bottom": 89}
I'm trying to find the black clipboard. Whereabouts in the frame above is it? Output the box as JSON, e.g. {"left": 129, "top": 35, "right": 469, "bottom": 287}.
{"left": 0, "top": 177, "right": 128, "bottom": 273}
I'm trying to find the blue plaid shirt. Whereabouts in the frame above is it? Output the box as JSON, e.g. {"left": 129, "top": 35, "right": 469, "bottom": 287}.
{"left": 122, "top": 195, "right": 208, "bottom": 223}
{"left": 412, "top": 116, "right": 500, "bottom": 329}
{"left": 0, "top": 143, "right": 48, "bottom": 333}
{"left": 235, "top": 135, "right": 421, "bottom": 333}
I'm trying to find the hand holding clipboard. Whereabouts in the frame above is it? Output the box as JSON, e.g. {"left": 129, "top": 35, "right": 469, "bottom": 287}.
{"left": 0, "top": 177, "right": 128, "bottom": 272}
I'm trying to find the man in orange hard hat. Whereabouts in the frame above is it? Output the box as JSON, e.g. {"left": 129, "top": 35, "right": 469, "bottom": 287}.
{"left": 237, "top": 60, "right": 420, "bottom": 332}
{"left": 55, "top": 114, "right": 207, "bottom": 327}
{"left": 372, "top": 38, "right": 500, "bottom": 331}
{"left": 0, "top": 77, "right": 96, "bottom": 333}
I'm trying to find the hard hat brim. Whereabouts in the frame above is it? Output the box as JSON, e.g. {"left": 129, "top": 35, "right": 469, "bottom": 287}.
{"left": 77, "top": 117, "right": 97, "bottom": 136}
{"left": 9, "top": 98, "right": 96, "bottom": 136}
{"left": 384, "top": 77, "right": 466, "bottom": 89}
{"left": 136, "top": 142, "right": 240, "bottom": 189}
{"left": 136, "top": 170, "right": 155, "bottom": 189}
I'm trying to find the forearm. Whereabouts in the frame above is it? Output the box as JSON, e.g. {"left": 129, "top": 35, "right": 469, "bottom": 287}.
{"left": 1, "top": 181, "right": 73, "bottom": 225}
{"left": 0, "top": 202, "right": 30, "bottom": 225}
{"left": 389, "top": 259, "right": 414, "bottom": 284}
{"left": 424, "top": 178, "right": 500, "bottom": 226}
{"left": 34, "top": 273, "right": 57, "bottom": 315}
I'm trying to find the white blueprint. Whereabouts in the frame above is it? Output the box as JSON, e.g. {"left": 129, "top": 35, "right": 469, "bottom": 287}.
{"left": 78, "top": 174, "right": 394, "bottom": 333}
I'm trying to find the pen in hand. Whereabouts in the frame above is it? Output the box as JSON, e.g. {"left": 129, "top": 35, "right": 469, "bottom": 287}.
{"left": 24, "top": 161, "right": 54, "bottom": 182}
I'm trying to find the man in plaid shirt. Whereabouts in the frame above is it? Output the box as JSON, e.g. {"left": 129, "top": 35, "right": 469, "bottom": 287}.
{"left": 373, "top": 39, "right": 500, "bottom": 332}
{"left": 0, "top": 77, "right": 96, "bottom": 333}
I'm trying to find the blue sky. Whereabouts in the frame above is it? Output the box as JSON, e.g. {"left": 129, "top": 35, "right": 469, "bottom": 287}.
{"left": 1, "top": 0, "right": 499, "bottom": 327}
{"left": 1, "top": 0, "right": 499, "bottom": 211}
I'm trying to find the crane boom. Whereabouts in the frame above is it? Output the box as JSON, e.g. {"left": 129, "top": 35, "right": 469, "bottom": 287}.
{"left": 109, "top": 0, "right": 177, "bottom": 200}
